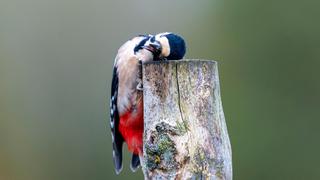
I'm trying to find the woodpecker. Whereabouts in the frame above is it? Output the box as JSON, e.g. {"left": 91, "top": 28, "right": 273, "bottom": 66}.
{"left": 110, "top": 32, "right": 186, "bottom": 174}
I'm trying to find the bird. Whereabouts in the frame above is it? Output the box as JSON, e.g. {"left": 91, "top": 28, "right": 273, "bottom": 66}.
{"left": 110, "top": 32, "right": 186, "bottom": 174}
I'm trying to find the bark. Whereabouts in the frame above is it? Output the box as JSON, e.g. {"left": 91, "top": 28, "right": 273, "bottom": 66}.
{"left": 142, "top": 60, "right": 232, "bottom": 180}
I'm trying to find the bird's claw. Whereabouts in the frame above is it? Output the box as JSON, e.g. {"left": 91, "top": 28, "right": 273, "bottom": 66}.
{"left": 136, "top": 60, "right": 143, "bottom": 91}
{"left": 136, "top": 82, "right": 143, "bottom": 91}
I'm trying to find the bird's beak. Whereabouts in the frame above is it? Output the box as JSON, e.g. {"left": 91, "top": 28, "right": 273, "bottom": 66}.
{"left": 143, "top": 41, "right": 162, "bottom": 57}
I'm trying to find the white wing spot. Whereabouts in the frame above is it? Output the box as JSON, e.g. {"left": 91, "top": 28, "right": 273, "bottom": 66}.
{"left": 112, "top": 150, "right": 115, "bottom": 158}
{"left": 111, "top": 132, "right": 114, "bottom": 142}
{"left": 110, "top": 118, "right": 114, "bottom": 128}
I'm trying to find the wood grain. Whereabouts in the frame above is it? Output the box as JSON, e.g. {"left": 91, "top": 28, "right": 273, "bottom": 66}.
{"left": 142, "top": 60, "right": 232, "bottom": 180}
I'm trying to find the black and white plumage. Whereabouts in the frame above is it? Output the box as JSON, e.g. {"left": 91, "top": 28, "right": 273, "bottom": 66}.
{"left": 110, "top": 32, "right": 186, "bottom": 174}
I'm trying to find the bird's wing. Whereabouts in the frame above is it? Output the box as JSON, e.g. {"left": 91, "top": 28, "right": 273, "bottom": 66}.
{"left": 110, "top": 65, "right": 124, "bottom": 174}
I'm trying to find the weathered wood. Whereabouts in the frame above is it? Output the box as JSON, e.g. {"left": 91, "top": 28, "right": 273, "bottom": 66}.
{"left": 142, "top": 60, "right": 232, "bottom": 180}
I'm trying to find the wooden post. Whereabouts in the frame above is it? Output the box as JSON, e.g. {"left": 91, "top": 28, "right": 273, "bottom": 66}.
{"left": 142, "top": 60, "right": 232, "bottom": 180}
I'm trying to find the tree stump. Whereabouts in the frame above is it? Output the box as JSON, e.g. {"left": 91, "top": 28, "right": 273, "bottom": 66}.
{"left": 142, "top": 60, "right": 232, "bottom": 180}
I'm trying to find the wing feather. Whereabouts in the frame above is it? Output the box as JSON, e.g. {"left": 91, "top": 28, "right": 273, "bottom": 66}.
{"left": 110, "top": 66, "right": 124, "bottom": 174}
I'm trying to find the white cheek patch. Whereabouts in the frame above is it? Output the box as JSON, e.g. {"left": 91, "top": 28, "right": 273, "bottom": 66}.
{"left": 158, "top": 37, "right": 170, "bottom": 57}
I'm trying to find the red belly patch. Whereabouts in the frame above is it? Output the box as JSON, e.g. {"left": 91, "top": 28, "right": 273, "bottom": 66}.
{"left": 119, "top": 103, "right": 144, "bottom": 155}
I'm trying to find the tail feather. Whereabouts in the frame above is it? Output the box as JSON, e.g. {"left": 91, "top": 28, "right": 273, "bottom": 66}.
{"left": 112, "top": 140, "right": 123, "bottom": 174}
{"left": 130, "top": 154, "right": 140, "bottom": 172}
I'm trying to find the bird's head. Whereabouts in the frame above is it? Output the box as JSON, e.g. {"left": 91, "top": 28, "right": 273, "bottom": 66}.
{"left": 143, "top": 32, "right": 186, "bottom": 60}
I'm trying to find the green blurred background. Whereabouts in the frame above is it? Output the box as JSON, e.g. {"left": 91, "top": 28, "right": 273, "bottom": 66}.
{"left": 1, "top": 0, "right": 320, "bottom": 179}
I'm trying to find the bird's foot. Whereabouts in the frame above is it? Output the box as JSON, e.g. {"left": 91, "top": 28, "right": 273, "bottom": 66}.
{"left": 136, "top": 60, "right": 143, "bottom": 91}
{"left": 136, "top": 81, "right": 143, "bottom": 91}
